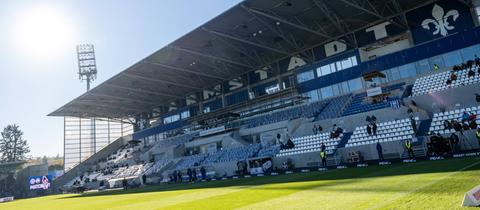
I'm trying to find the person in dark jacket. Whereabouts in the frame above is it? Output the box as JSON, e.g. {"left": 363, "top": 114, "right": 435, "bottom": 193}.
{"left": 407, "top": 108, "right": 414, "bottom": 118}
{"left": 330, "top": 124, "right": 337, "bottom": 139}
{"left": 450, "top": 72, "right": 457, "bottom": 81}
{"left": 286, "top": 138, "right": 295, "bottom": 149}
{"left": 200, "top": 167, "right": 206, "bottom": 180}
{"left": 142, "top": 174, "right": 147, "bottom": 185}
{"left": 468, "top": 69, "right": 475, "bottom": 78}
{"left": 122, "top": 178, "right": 128, "bottom": 190}
{"left": 444, "top": 120, "right": 452, "bottom": 130}
{"left": 372, "top": 123, "right": 378, "bottom": 136}
{"left": 192, "top": 169, "right": 197, "bottom": 182}
{"left": 376, "top": 142, "right": 384, "bottom": 161}
{"left": 366, "top": 125, "right": 372, "bottom": 136}
{"left": 449, "top": 133, "right": 460, "bottom": 153}
{"left": 453, "top": 120, "right": 463, "bottom": 132}
{"left": 446, "top": 79, "right": 452, "bottom": 86}
{"left": 366, "top": 116, "right": 372, "bottom": 124}
{"left": 410, "top": 117, "right": 417, "bottom": 134}
{"left": 187, "top": 168, "right": 192, "bottom": 182}
{"left": 331, "top": 125, "right": 343, "bottom": 139}
{"left": 177, "top": 171, "right": 182, "bottom": 183}
{"left": 470, "top": 120, "right": 478, "bottom": 130}
{"left": 320, "top": 143, "right": 326, "bottom": 152}
{"left": 173, "top": 170, "right": 178, "bottom": 183}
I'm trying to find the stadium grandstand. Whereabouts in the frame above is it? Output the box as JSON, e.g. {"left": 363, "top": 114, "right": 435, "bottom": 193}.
{"left": 5, "top": 0, "right": 479, "bottom": 208}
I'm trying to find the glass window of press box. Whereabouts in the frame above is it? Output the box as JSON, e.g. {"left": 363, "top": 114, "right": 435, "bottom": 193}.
{"left": 316, "top": 56, "right": 358, "bottom": 77}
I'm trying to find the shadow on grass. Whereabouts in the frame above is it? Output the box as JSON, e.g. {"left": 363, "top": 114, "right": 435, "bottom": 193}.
{"left": 57, "top": 157, "right": 480, "bottom": 200}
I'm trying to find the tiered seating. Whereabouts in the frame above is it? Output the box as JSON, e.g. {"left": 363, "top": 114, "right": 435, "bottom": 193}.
{"left": 175, "top": 144, "right": 262, "bottom": 170}
{"left": 175, "top": 154, "right": 207, "bottom": 170}
{"left": 429, "top": 106, "right": 480, "bottom": 135}
{"left": 412, "top": 67, "right": 480, "bottom": 96}
{"left": 315, "top": 94, "right": 351, "bottom": 121}
{"left": 85, "top": 172, "right": 101, "bottom": 181}
{"left": 247, "top": 101, "right": 326, "bottom": 128}
{"left": 98, "top": 144, "right": 142, "bottom": 169}
{"left": 109, "top": 164, "right": 145, "bottom": 179}
{"left": 276, "top": 132, "right": 342, "bottom": 157}
{"left": 143, "top": 159, "right": 171, "bottom": 175}
{"left": 69, "top": 162, "right": 153, "bottom": 187}
{"left": 216, "top": 144, "right": 260, "bottom": 163}
{"left": 150, "top": 133, "right": 197, "bottom": 148}
{"left": 342, "top": 83, "right": 404, "bottom": 116}
{"left": 345, "top": 117, "right": 418, "bottom": 147}
{"left": 342, "top": 94, "right": 399, "bottom": 116}
{"left": 257, "top": 145, "right": 281, "bottom": 157}
{"left": 202, "top": 152, "right": 225, "bottom": 165}
{"left": 201, "top": 144, "right": 261, "bottom": 165}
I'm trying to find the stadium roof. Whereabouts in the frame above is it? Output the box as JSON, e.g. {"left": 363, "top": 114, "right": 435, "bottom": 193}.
{"left": 49, "top": 0, "right": 437, "bottom": 119}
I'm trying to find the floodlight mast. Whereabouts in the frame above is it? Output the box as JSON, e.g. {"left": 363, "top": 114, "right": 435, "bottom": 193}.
{"left": 75, "top": 44, "right": 98, "bottom": 164}
{"left": 77, "top": 44, "right": 97, "bottom": 91}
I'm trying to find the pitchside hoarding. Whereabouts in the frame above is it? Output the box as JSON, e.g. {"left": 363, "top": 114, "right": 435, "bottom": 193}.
{"left": 29, "top": 175, "right": 52, "bottom": 190}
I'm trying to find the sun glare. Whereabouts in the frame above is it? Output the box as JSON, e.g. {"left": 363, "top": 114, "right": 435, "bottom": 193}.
{"left": 12, "top": 7, "right": 75, "bottom": 61}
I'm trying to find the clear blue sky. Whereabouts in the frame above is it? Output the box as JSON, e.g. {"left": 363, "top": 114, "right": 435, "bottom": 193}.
{"left": 0, "top": 0, "right": 241, "bottom": 157}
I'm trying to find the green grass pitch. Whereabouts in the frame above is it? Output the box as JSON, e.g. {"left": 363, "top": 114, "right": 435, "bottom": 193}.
{"left": 3, "top": 157, "right": 480, "bottom": 210}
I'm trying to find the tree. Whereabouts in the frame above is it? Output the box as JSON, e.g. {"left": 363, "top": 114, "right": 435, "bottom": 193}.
{"left": 0, "top": 124, "right": 30, "bottom": 162}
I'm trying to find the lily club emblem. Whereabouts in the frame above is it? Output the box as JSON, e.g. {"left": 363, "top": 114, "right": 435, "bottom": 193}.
{"left": 421, "top": 4, "right": 459, "bottom": 37}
